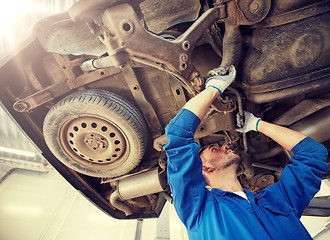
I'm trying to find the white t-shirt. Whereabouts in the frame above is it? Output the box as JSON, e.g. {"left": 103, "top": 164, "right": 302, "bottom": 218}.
{"left": 206, "top": 187, "right": 250, "bottom": 203}
{"left": 233, "top": 191, "right": 249, "bottom": 202}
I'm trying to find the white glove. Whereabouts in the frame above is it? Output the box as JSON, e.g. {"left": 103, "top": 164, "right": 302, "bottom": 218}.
{"left": 236, "top": 111, "right": 261, "bottom": 133}
{"left": 205, "top": 65, "right": 236, "bottom": 94}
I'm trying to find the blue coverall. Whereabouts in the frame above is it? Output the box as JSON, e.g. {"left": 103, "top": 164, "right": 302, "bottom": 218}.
{"left": 164, "top": 109, "right": 328, "bottom": 240}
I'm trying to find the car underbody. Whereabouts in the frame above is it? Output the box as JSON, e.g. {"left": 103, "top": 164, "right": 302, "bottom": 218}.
{"left": 0, "top": 0, "right": 329, "bottom": 219}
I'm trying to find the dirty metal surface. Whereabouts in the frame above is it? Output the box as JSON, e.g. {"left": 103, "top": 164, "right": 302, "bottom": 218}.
{"left": 68, "top": 0, "right": 143, "bottom": 23}
{"left": 221, "top": 0, "right": 271, "bottom": 25}
{"left": 236, "top": 0, "right": 271, "bottom": 23}
{"left": 140, "top": 0, "right": 201, "bottom": 34}
{"left": 121, "top": 65, "right": 163, "bottom": 138}
{"left": 13, "top": 67, "right": 121, "bottom": 112}
{"left": 258, "top": 0, "right": 330, "bottom": 27}
{"left": 101, "top": 4, "right": 221, "bottom": 93}
{"left": 242, "top": 12, "right": 330, "bottom": 86}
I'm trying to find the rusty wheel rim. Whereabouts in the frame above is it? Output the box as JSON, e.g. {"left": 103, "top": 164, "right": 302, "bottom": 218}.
{"left": 59, "top": 115, "right": 128, "bottom": 169}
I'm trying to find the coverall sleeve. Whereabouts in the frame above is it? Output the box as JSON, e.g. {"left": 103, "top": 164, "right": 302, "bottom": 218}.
{"left": 267, "top": 137, "right": 328, "bottom": 217}
{"left": 163, "top": 109, "right": 207, "bottom": 230}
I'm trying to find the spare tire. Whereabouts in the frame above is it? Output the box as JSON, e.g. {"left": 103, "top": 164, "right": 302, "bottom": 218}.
{"left": 43, "top": 89, "right": 148, "bottom": 178}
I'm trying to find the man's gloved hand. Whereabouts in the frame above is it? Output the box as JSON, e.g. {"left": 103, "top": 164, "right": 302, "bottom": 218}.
{"left": 205, "top": 65, "right": 236, "bottom": 95}
{"left": 236, "top": 111, "right": 261, "bottom": 133}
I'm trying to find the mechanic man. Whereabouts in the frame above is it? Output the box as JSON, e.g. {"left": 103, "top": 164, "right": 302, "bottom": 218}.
{"left": 164, "top": 66, "right": 328, "bottom": 240}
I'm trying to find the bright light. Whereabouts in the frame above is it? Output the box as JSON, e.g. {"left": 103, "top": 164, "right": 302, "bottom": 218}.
{"left": 0, "top": 146, "right": 36, "bottom": 157}
{"left": 4, "top": 204, "right": 42, "bottom": 216}
{"left": 0, "top": 0, "right": 40, "bottom": 37}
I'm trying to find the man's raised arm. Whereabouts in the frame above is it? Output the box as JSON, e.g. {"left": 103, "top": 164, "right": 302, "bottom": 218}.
{"left": 183, "top": 65, "right": 236, "bottom": 121}
{"left": 236, "top": 111, "right": 307, "bottom": 151}
{"left": 237, "top": 111, "right": 328, "bottom": 216}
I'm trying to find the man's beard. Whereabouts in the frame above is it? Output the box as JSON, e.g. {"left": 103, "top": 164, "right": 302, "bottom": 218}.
{"left": 217, "top": 154, "right": 242, "bottom": 170}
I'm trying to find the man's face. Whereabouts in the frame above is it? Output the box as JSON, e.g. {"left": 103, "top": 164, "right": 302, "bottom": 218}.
{"left": 200, "top": 144, "right": 241, "bottom": 171}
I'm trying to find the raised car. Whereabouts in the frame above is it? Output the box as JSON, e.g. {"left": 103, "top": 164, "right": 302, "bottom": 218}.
{"left": 0, "top": 0, "right": 329, "bottom": 218}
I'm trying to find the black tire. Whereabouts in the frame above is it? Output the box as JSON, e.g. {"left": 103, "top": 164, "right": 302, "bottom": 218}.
{"left": 43, "top": 89, "right": 148, "bottom": 178}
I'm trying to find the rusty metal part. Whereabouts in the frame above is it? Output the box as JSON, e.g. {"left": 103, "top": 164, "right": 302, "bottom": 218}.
{"left": 167, "top": 72, "right": 186, "bottom": 110}
{"left": 227, "top": 86, "right": 248, "bottom": 153}
{"left": 210, "top": 96, "right": 236, "bottom": 112}
{"left": 140, "top": 0, "right": 201, "bottom": 34}
{"left": 69, "top": 0, "right": 202, "bottom": 33}
{"left": 36, "top": 13, "right": 107, "bottom": 56}
{"left": 52, "top": 54, "right": 81, "bottom": 80}
{"left": 228, "top": 87, "right": 243, "bottom": 114}
{"left": 222, "top": 0, "right": 271, "bottom": 25}
{"left": 258, "top": 0, "right": 330, "bottom": 28}
{"left": 132, "top": 67, "right": 186, "bottom": 128}
{"left": 267, "top": 0, "right": 318, "bottom": 16}
{"left": 242, "top": 67, "right": 330, "bottom": 104}
{"left": 252, "top": 146, "right": 284, "bottom": 161}
{"left": 59, "top": 115, "right": 128, "bottom": 167}
{"left": 68, "top": 0, "right": 142, "bottom": 23}
{"left": 247, "top": 64, "right": 329, "bottom": 91}
{"left": 237, "top": 0, "right": 271, "bottom": 23}
{"left": 206, "top": 23, "right": 241, "bottom": 113}
{"left": 239, "top": 152, "right": 256, "bottom": 182}
{"left": 101, "top": 4, "right": 221, "bottom": 93}
{"left": 126, "top": 196, "right": 152, "bottom": 208}
{"left": 254, "top": 173, "right": 275, "bottom": 192}
{"left": 213, "top": 0, "right": 230, "bottom": 18}
{"left": 251, "top": 163, "right": 282, "bottom": 173}
{"left": 196, "top": 107, "right": 236, "bottom": 138}
{"left": 203, "top": 24, "right": 223, "bottom": 57}
{"left": 205, "top": 23, "right": 242, "bottom": 113}
{"left": 220, "top": 24, "right": 242, "bottom": 69}
{"left": 153, "top": 135, "right": 167, "bottom": 152}
{"left": 13, "top": 67, "right": 121, "bottom": 112}
{"left": 198, "top": 110, "right": 238, "bottom": 138}
{"left": 121, "top": 65, "right": 163, "bottom": 138}
{"left": 190, "top": 76, "right": 205, "bottom": 92}
{"left": 24, "top": 63, "right": 44, "bottom": 91}
{"left": 153, "top": 110, "right": 237, "bottom": 151}
{"left": 158, "top": 152, "right": 167, "bottom": 171}
{"left": 240, "top": 156, "right": 280, "bottom": 193}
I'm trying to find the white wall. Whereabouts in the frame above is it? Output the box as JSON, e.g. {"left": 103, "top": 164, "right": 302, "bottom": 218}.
{"left": 0, "top": 167, "right": 188, "bottom": 240}
{"left": 301, "top": 181, "right": 330, "bottom": 239}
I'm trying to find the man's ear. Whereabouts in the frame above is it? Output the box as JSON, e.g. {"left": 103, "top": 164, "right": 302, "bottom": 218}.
{"left": 202, "top": 166, "right": 215, "bottom": 173}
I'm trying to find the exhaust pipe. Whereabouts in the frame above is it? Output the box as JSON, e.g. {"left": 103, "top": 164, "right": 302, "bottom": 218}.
{"left": 273, "top": 95, "right": 330, "bottom": 143}
{"left": 290, "top": 106, "right": 330, "bottom": 143}
{"left": 109, "top": 168, "right": 167, "bottom": 216}
{"left": 110, "top": 189, "right": 133, "bottom": 216}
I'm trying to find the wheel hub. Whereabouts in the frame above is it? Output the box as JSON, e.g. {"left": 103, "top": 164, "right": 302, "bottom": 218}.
{"left": 60, "top": 115, "right": 127, "bottom": 166}
{"left": 84, "top": 133, "right": 107, "bottom": 151}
